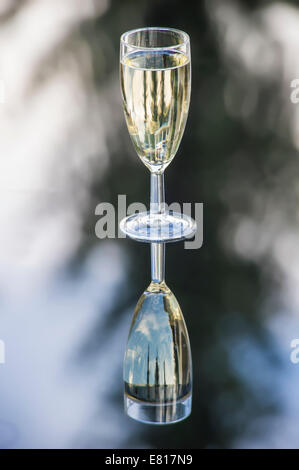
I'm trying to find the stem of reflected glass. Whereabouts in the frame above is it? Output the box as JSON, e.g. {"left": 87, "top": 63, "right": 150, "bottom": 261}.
{"left": 151, "top": 243, "right": 165, "bottom": 283}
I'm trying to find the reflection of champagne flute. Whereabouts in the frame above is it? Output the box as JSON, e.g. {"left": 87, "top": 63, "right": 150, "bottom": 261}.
{"left": 120, "top": 28, "right": 196, "bottom": 243}
{"left": 123, "top": 243, "right": 192, "bottom": 424}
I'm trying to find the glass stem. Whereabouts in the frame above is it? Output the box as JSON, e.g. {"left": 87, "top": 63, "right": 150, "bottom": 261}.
{"left": 150, "top": 172, "right": 165, "bottom": 283}
{"left": 151, "top": 243, "right": 165, "bottom": 284}
{"left": 150, "top": 172, "right": 165, "bottom": 215}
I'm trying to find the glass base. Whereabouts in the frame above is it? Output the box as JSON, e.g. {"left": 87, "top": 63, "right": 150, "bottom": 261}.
{"left": 120, "top": 211, "right": 197, "bottom": 243}
{"left": 124, "top": 393, "right": 192, "bottom": 425}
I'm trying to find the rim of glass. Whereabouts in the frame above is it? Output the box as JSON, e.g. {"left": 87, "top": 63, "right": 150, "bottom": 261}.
{"left": 120, "top": 27, "right": 190, "bottom": 51}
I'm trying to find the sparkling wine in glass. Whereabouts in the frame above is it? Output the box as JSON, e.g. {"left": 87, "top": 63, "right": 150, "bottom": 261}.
{"left": 120, "top": 27, "right": 196, "bottom": 242}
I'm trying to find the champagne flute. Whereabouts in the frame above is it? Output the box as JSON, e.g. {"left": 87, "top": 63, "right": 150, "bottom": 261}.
{"left": 123, "top": 243, "right": 192, "bottom": 424}
{"left": 119, "top": 27, "right": 196, "bottom": 242}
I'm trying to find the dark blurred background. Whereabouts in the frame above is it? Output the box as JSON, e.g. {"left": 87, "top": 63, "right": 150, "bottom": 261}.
{"left": 0, "top": 0, "right": 299, "bottom": 449}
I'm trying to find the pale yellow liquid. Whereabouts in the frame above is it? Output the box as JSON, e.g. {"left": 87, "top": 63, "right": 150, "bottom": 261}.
{"left": 120, "top": 50, "right": 191, "bottom": 173}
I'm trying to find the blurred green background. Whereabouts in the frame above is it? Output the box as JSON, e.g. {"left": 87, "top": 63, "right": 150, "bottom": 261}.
{"left": 0, "top": 0, "right": 299, "bottom": 449}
